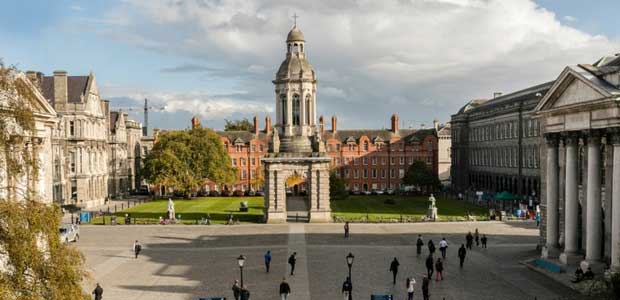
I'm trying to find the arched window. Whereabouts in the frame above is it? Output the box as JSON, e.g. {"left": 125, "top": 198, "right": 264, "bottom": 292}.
{"left": 293, "top": 94, "right": 300, "bottom": 126}
{"left": 280, "top": 94, "right": 287, "bottom": 125}
{"left": 305, "top": 94, "right": 311, "bottom": 125}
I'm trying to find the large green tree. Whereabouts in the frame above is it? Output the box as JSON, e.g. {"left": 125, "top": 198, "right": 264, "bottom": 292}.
{"left": 0, "top": 62, "right": 88, "bottom": 300}
{"left": 224, "top": 118, "right": 254, "bottom": 131}
{"left": 329, "top": 171, "right": 348, "bottom": 200}
{"left": 403, "top": 160, "right": 440, "bottom": 193}
{"left": 142, "top": 126, "right": 237, "bottom": 197}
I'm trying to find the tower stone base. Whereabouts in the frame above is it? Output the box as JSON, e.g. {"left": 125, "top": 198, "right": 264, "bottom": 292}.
{"left": 262, "top": 155, "right": 331, "bottom": 223}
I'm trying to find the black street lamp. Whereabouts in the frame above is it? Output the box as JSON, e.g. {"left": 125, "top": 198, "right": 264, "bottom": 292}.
{"left": 346, "top": 253, "right": 354, "bottom": 300}
{"left": 237, "top": 255, "right": 246, "bottom": 287}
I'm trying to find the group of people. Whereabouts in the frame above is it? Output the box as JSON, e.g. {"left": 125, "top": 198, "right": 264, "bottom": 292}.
{"left": 230, "top": 251, "right": 298, "bottom": 300}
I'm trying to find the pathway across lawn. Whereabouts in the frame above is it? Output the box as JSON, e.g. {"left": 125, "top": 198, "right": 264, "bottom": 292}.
{"left": 93, "top": 195, "right": 488, "bottom": 224}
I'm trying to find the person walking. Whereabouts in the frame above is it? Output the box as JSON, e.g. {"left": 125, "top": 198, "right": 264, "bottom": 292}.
{"left": 288, "top": 252, "right": 297, "bottom": 276}
{"left": 406, "top": 277, "right": 416, "bottom": 300}
{"left": 536, "top": 212, "right": 541, "bottom": 227}
{"left": 474, "top": 228, "right": 480, "bottom": 247}
{"left": 481, "top": 234, "right": 488, "bottom": 248}
{"left": 342, "top": 277, "right": 353, "bottom": 300}
{"left": 435, "top": 258, "right": 444, "bottom": 281}
{"left": 458, "top": 244, "right": 467, "bottom": 268}
{"left": 264, "top": 250, "right": 272, "bottom": 273}
{"left": 240, "top": 286, "right": 250, "bottom": 300}
{"left": 232, "top": 280, "right": 241, "bottom": 300}
{"left": 133, "top": 240, "right": 142, "bottom": 259}
{"left": 416, "top": 235, "right": 424, "bottom": 256}
{"left": 279, "top": 277, "right": 291, "bottom": 300}
{"left": 425, "top": 254, "right": 434, "bottom": 278}
{"left": 389, "top": 257, "right": 400, "bottom": 285}
{"left": 92, "top": 283, "right": 103, "bottom": 300}
{"left": 439, "top": 238, "right": 448, "bottom": 259}
{"left": 427, "top": 239, "right": 436, "bottom": 255}
{"left": 465, "top": 232, "right": 473, "bottom": 250}
{"left": 422, "top": 275, "right": 430, "bottom": 300}
{"left": 344, "top": 221, "right": 350, "bottom": 238}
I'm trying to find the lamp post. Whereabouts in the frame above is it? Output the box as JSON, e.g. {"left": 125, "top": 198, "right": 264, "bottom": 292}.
{"left": 237, "top": 255, "right": 246, "bottom": 287}
{"left": 346, "top": 252, "right": 354, "bottom": 299}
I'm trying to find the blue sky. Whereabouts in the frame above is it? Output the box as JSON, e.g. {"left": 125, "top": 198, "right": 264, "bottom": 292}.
{"left": 1, "top": 0, "right": 619, "bottom": 130}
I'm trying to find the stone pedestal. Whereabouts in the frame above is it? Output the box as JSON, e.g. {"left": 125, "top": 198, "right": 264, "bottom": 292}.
{"left": 265, "top": 211, "right": 288, "bottom": 224}
{"left": 309, "top": 211, "right": 331, "bottom": 223}
{"left": 559, "top": 252, "right": 582, "bottom": 265}
{"left": 542, "top": 246, "right": 560, "bottom": 259}
{"left": 427, "top": 207, "right": 438, "bottom": 221}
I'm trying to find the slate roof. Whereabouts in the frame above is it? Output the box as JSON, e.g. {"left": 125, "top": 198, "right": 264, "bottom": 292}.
{"left": 40, "top": 75, "right": 90, "bottom": 106}
{"left": 322, "top": 128, "right": 436, "bottom": 144}
{"left": 217, "top": 128, "right": 436, "bottom": 145}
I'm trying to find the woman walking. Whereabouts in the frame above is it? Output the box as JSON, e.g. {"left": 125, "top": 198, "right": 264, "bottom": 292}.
{"left": 406, "top": 277, "right": 416, "bottom": 300}
{"left": 435, "top": 258, "right": 444, "bottom": 281}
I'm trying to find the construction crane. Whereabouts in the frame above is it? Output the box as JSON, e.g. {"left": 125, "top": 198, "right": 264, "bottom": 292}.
{"left": 111, "top": 98, "right": 167, "bottom": 136}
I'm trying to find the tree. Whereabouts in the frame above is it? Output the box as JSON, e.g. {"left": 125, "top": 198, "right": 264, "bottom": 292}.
{"left": 224, "top": 118, "right": 254, "bottom": 131}
{"left": 0, "top": 62, "right": 88, "bottom": 300}
{"left": 250, "top": 165, "right": 264, "bottom": 190}
{"left": 141, "top": 125, "right": 237, "bottom": 197}
{"left": 329, "top": 171, "right": 348, "bottom": 200}
{"left": 403, "top": 160, "right": 440, "bottom": 193}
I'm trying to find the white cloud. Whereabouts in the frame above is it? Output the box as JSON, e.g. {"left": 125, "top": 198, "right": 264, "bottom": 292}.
{"left": 95, "top": 0, "right": 619, "bottom": 128}
{"left": 564, "top": 15, "right": 577, "bottom": 22}
{"left": 69, "top": 5, "right": 83, "bottom": 11}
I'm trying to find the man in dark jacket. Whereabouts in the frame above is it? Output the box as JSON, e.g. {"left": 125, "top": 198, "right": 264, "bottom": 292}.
{"left": 232, "top": 280, "right": 241, "bottom": 300}
{"left": 342, "top": 277, "right": 353, "bottom": 300}
{"left": 416, "top": 235, "right": 424, "bottom": 255}
{"left": 288, "top": 252, "right": 297, "bottom": 276}
{"left": 389, "top": 257, "right": 400, "bottom": 285}
{"left": 264, "top": 250, "right": 272, "bottom": 273}
{"left": 240, "top": 286, "right": 250, "bottom": 300}
{"left": 427, "top": 239, "right": 436, "bottom": 254}
{"left": 279, "top": 277, "right": 291, "bottom": 300}
{"left": 92, "top": 283, "right": 103, "bottom": 300}
{"left": 422, "top": 275, "right": 430, "bottom": 300}
{"left": 344, "top": 221, "right": 350, "bottom": 238}
{"left": 466, "top": 232, "right": 473, "bottom": 250}
{"left": 425, "top": 254, "right": 434, "bottom": 278}
{"left": 458, "top": 244, "right": 467, "bottom": 268}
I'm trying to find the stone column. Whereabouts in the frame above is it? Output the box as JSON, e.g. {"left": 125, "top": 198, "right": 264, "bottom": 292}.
{"left": 586, "top": 134, "right": 602, "bottom": 263}
{"left": 611, "top": 133, "right": 620, "bottom": 271}
{"left": 560, "top": 134, "right": 580, "bottom": 264}
{"left": 544, "top": 134, "right": 560, "bottom": 258}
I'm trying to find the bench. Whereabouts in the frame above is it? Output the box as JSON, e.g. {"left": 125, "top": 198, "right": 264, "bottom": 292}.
{"left": 199, "top": 297, "right": 226, "bottom": 300}
{"left": 371, "top": 295, "right": 393, "bottom": 300}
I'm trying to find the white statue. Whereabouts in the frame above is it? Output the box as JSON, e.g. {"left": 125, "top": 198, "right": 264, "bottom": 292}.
{"left": 167, "top": 198, "right": 176, "bottom": 220}
{"left": 428, "top": 193, "right": 436, "bottom": 209}
{"left": 427, "top": 194, "right": 438, "bottom": 221}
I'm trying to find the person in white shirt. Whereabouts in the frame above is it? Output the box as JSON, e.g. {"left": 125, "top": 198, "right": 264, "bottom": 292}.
{"left": 439, "top": 238, "right": 448, "bottom": 259}
{"left": 406, "top": 277, "right": 416, "bottom": 300}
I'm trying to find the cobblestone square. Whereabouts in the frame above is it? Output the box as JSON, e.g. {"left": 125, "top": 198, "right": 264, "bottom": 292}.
{"left": 77, "top": 221, "right": 576, "bottom": 300}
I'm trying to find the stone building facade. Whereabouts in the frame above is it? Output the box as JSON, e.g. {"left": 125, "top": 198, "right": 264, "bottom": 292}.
{"left": 451, "top": 82, "right": 551, "bottom": 202}
{"left": 108, "top": 111, "right": 129, "bottom": 198}
{"left": 535, "top": 54, "right": 620, "bottom": 270}
{"left": 0, "top": 72, "right": 59, "bottom": 204}
{"left": 437, "top": 122, "right": 452, "bottom": 185}
{"left": 38, "top": 71, "right": 109, "bottom": 208}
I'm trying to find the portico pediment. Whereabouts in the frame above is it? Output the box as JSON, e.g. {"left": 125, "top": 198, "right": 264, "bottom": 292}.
{"left": 535, "top": 66, "right": 616, "bottom": 113}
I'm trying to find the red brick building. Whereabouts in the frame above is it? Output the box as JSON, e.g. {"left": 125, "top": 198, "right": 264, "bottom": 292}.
{"left": 201, "top": 114, "right": 438, "bottom": 193}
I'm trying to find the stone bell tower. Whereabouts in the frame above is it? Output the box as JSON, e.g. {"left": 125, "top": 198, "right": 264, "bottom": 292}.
{"left": 273, "top": 24, "right": 317, "bottom": 153}
{"left": 262, "top": 23, "right": 331, "bottom": 223}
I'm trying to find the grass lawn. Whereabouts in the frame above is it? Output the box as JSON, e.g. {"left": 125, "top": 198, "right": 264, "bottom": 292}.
{"left": 330, "top": 195, "right": 489, "bottom": 222}
{"left": 92, "top": 197, "right": 265, "bottom": 225}
{"left": 90, "top": 195, "right": 488, "bottom": 224}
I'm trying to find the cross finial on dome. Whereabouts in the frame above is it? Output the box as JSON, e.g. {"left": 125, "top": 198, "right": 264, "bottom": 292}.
{"left": 292, "top": 13, "right": 299, "bottom": 27}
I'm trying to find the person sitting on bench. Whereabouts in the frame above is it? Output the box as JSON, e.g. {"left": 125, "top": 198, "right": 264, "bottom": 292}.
{"left": 571, "top": 267, "right": 584, "bottom": 283}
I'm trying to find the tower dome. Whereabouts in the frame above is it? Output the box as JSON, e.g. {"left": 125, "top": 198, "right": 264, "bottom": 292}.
{"left": 287, "top": 26, "right": 305, "bottom": 42}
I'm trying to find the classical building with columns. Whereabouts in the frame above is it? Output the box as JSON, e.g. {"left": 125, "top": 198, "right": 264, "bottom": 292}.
{"left": 536, "top": 54, "right": 620, "bottom": 270}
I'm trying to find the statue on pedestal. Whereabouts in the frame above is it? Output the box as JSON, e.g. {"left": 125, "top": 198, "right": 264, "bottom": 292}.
{"left": 427, "top": 193, "right": 438, "bottom": 221}
{"left": 167, "top": 198, "right": 176, "bottom": 220}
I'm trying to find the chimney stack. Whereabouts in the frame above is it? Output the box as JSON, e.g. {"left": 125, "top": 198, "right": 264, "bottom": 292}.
{"left": 253, "top": 115, "right": 259, "bottom": 135}
{"left": 53, "top": 70, "right": 68, "bottom": 106}
{"left": 391, "top": 114, "right": 399, "bottom": 133}
{"left": 191, "top": 116, "right": 200, "bottom": 128}
{"left": 319, "top": 115, "right": 325, "bottom": 135}
{"left": 433, "top": 119, "right": 439, "bottom": 131}
{"left": 25, "top": 71, "right": 43, "bottom": 88}
{"left": 265, "top": 115, "right": 272, "bottom": 135}
{"left": 331, "top": 115, "right": 337, "bottom": 133}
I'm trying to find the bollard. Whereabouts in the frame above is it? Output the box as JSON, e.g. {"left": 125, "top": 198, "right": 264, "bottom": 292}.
{"left": 400, "top": 214, "right": 403, "bottom": 223}
{"left": 296, "top": 213, "right": 299, "bottom": 222}
{"left": 102, "top": 215, "right": 105, "bottom": 225}
{"left": 114, "top": 205, "right": 117, "bottom": 212}
{"left": 122, "top": 203, "right": 124, "bottom": 210}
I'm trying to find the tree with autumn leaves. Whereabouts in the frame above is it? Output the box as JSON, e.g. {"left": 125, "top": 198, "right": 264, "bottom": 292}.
{"left": 141, "top": 125, "right": 237, "bottom": 197}
{"left": 0, "top": 62, "right": 88, "bottom": 300}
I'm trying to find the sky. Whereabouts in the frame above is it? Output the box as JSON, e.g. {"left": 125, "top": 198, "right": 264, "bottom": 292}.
{"left": 1, "top": 0, "right": 619, "bottom": 131}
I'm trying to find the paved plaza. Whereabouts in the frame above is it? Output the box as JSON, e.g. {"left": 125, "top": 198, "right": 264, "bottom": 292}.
{"left": 77, "top": 221, "right": 577, "bottom": 300}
